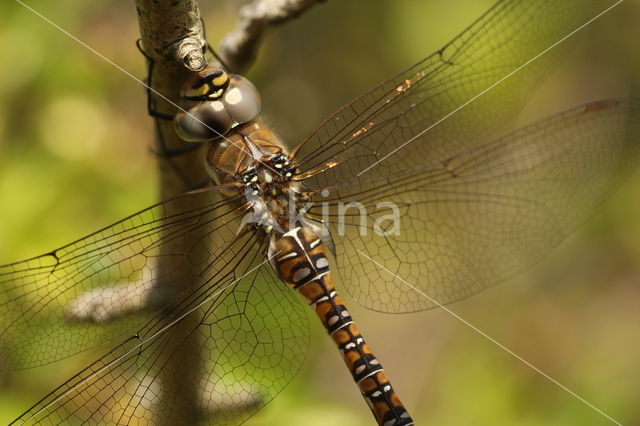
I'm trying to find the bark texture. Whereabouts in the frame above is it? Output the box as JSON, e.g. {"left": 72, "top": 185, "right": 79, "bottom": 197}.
{"left": 135, "top": 1, "right": 208, "bottom": 422}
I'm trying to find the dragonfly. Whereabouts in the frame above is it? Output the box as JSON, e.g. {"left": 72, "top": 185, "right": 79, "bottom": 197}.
{"left": 1, "top": 0, "right": 639, "bottom": 424}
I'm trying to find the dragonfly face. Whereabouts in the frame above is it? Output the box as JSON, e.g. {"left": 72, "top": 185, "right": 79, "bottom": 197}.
{"left": 174, "top": 70, "right": 262, "bottom": 142}
{"left": 182, "top": 69, "right": 230, "bottom": 102}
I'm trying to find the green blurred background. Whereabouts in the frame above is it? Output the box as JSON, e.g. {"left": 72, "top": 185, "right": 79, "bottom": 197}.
{"left": 0, "top": 0, "right": 639, "bottom": 424}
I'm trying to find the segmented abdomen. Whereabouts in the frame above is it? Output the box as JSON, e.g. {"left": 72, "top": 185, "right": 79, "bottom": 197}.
{"left": 269, "top": 226, "right": 413, "bottom": 426}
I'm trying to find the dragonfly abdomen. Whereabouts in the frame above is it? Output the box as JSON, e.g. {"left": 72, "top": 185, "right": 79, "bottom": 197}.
{"left": 269, "top": 226, "right": 413, "bottom": 426}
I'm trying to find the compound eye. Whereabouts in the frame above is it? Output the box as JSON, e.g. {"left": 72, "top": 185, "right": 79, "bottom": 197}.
{"left": 222, "top": 75, "right": 261, "bottom": 125}
{"left": 174, "top": 101, "right": 232, "bottom": 142}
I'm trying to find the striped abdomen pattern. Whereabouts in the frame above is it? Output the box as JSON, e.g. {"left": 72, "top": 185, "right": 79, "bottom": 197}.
{"left": 269, "top": 226, "right": 413, "bottom": 426}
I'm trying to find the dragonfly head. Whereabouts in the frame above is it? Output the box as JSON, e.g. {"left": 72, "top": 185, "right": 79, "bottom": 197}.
{"left": 174, "top": 70, "right": 262, "bottom": 142}
{"left": 182, "top": 69, "right": 230, "bottom": 102}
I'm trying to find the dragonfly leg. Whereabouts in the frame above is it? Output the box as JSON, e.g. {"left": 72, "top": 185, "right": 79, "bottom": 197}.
{"left": 137, "top": 39, "right": 174, "bottom": 121}
{"left": 136, "top": 40, "right": 208, "bottom": 189}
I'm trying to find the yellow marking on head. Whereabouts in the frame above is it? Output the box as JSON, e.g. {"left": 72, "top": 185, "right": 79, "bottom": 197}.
{"left": 212, "top": 73, "right": 229, "bottom": 88}
{"left": 209, "top": 88, "right": 224, "bottom": 99}
{"left": 185, "top": 84, "right": 209, "bottom": 98}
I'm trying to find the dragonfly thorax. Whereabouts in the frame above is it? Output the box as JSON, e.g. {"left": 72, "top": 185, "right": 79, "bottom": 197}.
{"left": 202, "top": 119, "right": 312, "bottom": 234}
{"left": 238, "top": 159, "right": 303, "bottom": 234}
{"left": 205, "top": 120, "right": 293, "bottom": 183}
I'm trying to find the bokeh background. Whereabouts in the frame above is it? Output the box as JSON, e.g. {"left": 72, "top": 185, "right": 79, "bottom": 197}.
{"left": 0, "top": 0, "right": 639, "bottom": 424}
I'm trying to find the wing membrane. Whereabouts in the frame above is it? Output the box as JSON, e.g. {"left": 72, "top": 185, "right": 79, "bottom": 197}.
{"left": 305, "top": 101, "right": 640, "bottom": 312}
{"left": 0, "top": 187, "right": 246, "bottom": 369}
{"left": 12, "top": 233, "right": 308, "bottom": 425}
{"left": 293, "top": 0, "right": 614, "bottom": 189}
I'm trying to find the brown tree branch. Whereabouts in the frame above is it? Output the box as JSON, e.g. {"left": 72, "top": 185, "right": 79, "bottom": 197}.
{"left": 135, "top": 0, "right": 209, "bottom": 196}
{"left": 218, "top": 0, "right": 326, "bottom": 73}
{"left": 65, "top": 274, "right": 153, "bottom": 322}
{"left": 134, "top": 2, "right": 209, "bottom": 422}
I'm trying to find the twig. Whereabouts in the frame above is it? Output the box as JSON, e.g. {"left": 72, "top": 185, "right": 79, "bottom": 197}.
{"left": 135, "top": 0, "right": 209, "bottom": 196}
{"left": 65, "top": 274, "right": 154, "bottom": 322}
{"left": 218, "top": 0, "right": 326, "bottom": 73}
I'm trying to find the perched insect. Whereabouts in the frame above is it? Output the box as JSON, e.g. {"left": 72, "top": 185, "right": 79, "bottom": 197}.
{"left": 1, "top": 0, "right": 639, "bottom": 424}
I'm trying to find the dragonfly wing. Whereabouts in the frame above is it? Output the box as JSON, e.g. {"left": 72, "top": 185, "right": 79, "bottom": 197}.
{"left": 0, "top": 187, "right": 247, "bottom": 369}
{"left": 306, "top": 101, "right": 640, "bottom": 312}
{"left": 293, "top": 0, "right": 615, "bottom": 188}
{"left": 11, "top": 231, "right": 308, "bottom": 425}
{"left": 291, "top": 0, "right": 634, "bottom": 313}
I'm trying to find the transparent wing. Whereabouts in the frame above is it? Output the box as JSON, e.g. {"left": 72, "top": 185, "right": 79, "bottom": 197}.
{"left": 0, "top": 187, "right": 245, "bottom": 369}
{"left": 292, "top": 0, "right": 613, "bottom": 188}
{"left": 304, "top": 101, "right": 640, "bottom": 312}
{"left": 12, "top": 232, "right": 308, "bottom": 425}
